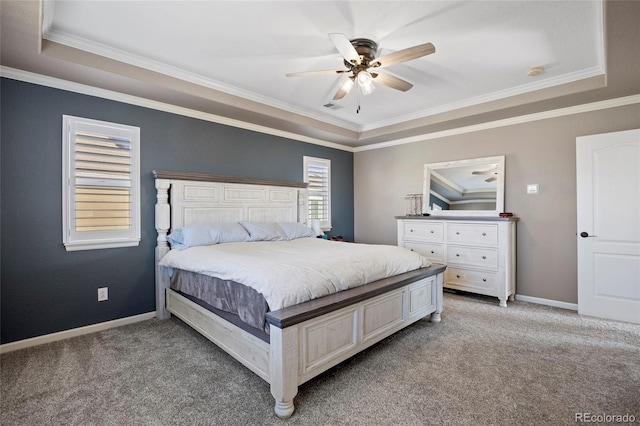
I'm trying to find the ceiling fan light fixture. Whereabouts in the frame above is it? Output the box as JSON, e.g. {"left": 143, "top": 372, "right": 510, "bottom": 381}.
{"left": 359, "top": 81, "right": 375, "bottom": 95}
{"left": 357, "top": 70, "right": 372, "bottom": 86}
{"left": 341, "top": 77, "right": 355, "bottom": 93}
{"left": 357, "top": 71, "right": 375, "bottom": 95}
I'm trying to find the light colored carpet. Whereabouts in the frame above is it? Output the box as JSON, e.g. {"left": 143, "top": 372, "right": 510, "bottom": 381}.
{"left": 2, "top": 292, "right": 639, "bottom": 425}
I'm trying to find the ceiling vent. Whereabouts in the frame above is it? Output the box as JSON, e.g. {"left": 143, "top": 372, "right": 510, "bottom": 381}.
{"left": 323, "top": 102, "right": 344, "bottom": 110}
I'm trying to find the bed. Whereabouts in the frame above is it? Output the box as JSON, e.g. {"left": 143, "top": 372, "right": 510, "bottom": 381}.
{"left": 153, "top": 170, "right": 445, "bottom": 418}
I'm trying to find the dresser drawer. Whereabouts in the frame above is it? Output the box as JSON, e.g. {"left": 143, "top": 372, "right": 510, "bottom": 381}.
{"left": 403, "top": 222, "right": 443, "bottom": 242}
{"left": 447, "top": 223, "right": 498, "bottom": 245}
{"left": 446, "top": 245, "right": 498, "bottom": 269}
{"left": 403, "top": 241, "right": 444, "bottom": 263}
{"left": 445, "top": 267, "right": 497, "bottom": 290}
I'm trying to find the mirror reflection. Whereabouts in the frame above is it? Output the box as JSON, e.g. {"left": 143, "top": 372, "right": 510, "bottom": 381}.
{"left": 423, "top": 156, "right": 505, "bottom": 216}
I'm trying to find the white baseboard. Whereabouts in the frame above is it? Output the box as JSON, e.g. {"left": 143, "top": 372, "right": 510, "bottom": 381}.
{"left": 515, "top": 294, "right": 578, "bottom": 311}
{"left": 0, "top": 296, "right": 578, "bottom": 353}
{"left": 0, "top": 312, "right": 156, "bottom": 354}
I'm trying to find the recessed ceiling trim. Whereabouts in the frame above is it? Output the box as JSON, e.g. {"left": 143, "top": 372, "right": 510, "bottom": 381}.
{"left": 41, "top": 28, "right": 362, "bottom": 133}
{"left": 359, "top": 66, "right": 606, "bottom": 132}
{"left": 354, "top": 94, "right": 640, "bottom": 152}
{"left": 3, "top": 66, "right": 635, "bottom": 155}
{"left": 0, "top": 66, "right": 354, "bottom": 152}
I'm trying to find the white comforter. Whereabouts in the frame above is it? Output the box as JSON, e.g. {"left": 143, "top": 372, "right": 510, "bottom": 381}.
{"left": 159, "top": 238, "right": 431, "bottom": 311}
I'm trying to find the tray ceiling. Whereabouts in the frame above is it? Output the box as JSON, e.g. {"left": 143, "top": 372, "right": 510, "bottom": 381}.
{"left": 2, "top": 1, "right": 608, "bottom": 147}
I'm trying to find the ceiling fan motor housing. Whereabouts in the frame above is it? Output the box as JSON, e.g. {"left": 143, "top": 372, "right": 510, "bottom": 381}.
{"left": 344, "top": 38, "right": 378, "bottom": 68}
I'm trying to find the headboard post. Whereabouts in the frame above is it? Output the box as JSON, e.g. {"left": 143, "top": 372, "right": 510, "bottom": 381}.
{"left": 155, "top": 178, "right": 171, "bottom": 319}
{"left": 298, "top": 188, "right": 308, "bottom": 224}
{"left": 155, "top": 178, "right": 171, "bottom": 248}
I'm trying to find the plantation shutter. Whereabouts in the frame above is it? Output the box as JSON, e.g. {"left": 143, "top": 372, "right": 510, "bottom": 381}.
{"left": 74, "top": 133, "right": 133, "bottom": 232}
{"left": 304, "top": 157, "right": 331, "bottom": 228}
{"left": 63, "top": 116, "right": 140, "bottom": 251}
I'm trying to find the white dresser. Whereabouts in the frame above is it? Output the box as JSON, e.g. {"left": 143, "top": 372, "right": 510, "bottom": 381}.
{"left": 397, "top": 216, "right": 517, "bottom": 307}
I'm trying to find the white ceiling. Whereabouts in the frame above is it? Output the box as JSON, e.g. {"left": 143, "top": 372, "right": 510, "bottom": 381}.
{"left": 3, "top": 1, "right": 607, "bottom": 148}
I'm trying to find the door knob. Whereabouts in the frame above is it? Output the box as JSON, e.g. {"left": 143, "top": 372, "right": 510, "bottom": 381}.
{"left": 580, "top": 232, "right": 597, "bottom": 238}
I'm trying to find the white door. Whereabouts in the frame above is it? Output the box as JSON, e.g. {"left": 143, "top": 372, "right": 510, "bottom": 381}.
{"left": 576, "top": 129, "right": 640, "bottom": 324}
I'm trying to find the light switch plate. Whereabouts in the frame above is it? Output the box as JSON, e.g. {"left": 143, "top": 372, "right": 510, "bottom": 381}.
{"left": 527, "top": 184, "right": 539, "bottom": 194}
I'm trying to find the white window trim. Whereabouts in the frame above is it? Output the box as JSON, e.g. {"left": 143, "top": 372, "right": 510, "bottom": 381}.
{"left": 62, "top": 115, "right": 140, "bottom": 251}
{"left": 303, "top": 156, "right": 331, "bottom": 232}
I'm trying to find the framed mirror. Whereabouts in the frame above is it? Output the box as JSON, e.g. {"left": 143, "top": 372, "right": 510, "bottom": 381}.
{"left": 423, "top": 156, "right": 505, "bottom": 217}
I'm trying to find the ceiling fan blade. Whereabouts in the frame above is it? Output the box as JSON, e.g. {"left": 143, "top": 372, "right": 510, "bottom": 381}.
{"left": 370, "top": 42, "right": 435, "bottom": 69}
{"left": 329, "top": 33, "right": 361, "bottom": 65}
{"left": 286, "top": 69, "right": 348, "bottom": 77}
{"left": 371, "top": 72, "right": 413, "bottom": 92}
{"left": 485, "top": 176, "right": 498, "bottom": 183}
{"left": 332, "top": 76, "right": 355, "bottom": 100}
{"left": 472, "top": 170, "right": 496, "bottom": 175}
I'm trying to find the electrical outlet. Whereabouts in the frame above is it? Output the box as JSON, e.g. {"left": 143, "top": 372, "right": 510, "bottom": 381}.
{"left": 98, "top": 287, "right": 108, "bottom": 302}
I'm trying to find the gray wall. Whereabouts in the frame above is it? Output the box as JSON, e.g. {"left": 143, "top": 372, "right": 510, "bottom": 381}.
{"left": 354, "top": 103, "right": 640, "bottom": 304}
{"left": 0, "top": 78, "right": 354, "bottom": 344}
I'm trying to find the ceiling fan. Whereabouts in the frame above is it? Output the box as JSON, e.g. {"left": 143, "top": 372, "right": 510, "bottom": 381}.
{"left": 286, "top": 33, "right": 435, "bottom": 101}
{"left": 472, "top": 167, "right": 499, "bottom": 183}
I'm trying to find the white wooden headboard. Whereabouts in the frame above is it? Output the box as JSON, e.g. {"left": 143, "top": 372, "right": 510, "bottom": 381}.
{"left": 153, "top": 170, "right": 308, "bottom": 318}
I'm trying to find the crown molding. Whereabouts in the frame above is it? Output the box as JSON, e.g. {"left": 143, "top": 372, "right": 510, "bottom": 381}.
{"left": 354, "top": 94, "right": 640, "bottom": 152}
{"left": 0, "top": 66, "right": 354, "bottom": 152}
{"left": 41, "top": 28, "right": 607, "bottom": 135}
{"left": 2, "top": 66, "right": 637, "bottom": 154}
{"left": 42, "top": 29, "right": 361, "bottom": 133}
{"left": 360, "top": 67, "right": 606, "bottom": 132}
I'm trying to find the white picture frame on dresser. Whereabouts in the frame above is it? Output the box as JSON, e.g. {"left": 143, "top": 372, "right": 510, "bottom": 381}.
{"left": 397, "top": 216, "right": 517, "bottom": 307}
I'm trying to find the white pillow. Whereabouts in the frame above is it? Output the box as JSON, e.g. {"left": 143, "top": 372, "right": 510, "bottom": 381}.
{"left": 167, "top": 224, "right": 219, "bottom": 250}
{"left": 209, "top": 222, "right": 251, "bottom": 244}
{"left": 239, "top": 222, "right": 287, "bottom": 241}
{"left": 167, "top": 223, "right": 251, "bottom": 249}
{"left": 277, "top": 222, "right": 315, "bottom": 240}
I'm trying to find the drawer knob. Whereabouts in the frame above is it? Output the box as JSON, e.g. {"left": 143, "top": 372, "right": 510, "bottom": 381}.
{"left": 456, "top": 232, "right": 460, "bottom": 235}
{"left": 410, "top": 249, "right": 414, "bottom": 251}
{"left": 430, "top": 250, "right": 435, "bottom": 254}
{"left": 456, "top": 275, "right": 461, "bottom": 278}
{"left": 430, "top": 230, "right": 434, "bottom": 234}
{"left": 456, "top": 253, "right": 460, "bottom": 257}
{"left": 482, "top": 256, "right": 486, "bottom": 259}
{"left": 482, "top": 232, "right": 486, "bottom": 236}
{"left": 483, "top": 278, "right": 487, "bottom": 282}
{"left": 410, "top": 229, "right": 414, "bottom": 232}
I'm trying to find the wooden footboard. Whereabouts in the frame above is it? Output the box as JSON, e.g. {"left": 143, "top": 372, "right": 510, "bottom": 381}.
{"left": 164, "top": 265, "right": 445, "bottom": 419}
{"left": 269, "top": 266, "right": 444, "bottom": 418}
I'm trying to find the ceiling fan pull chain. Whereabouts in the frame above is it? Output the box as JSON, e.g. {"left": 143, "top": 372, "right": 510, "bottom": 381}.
{"left": 356, "top": 92, "right": 361, "bottom": 114}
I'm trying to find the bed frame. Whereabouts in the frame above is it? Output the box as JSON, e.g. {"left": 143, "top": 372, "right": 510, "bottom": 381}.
{"left": 154, "top": 170, "right": 445, "bottom": 418}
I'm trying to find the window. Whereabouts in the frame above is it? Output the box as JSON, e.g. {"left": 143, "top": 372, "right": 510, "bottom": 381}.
{"left": 303, "top": 156, "right": 331, "bottom": 230}
{"left": 62, "top": 115, "right": 140, "bottom": 251}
